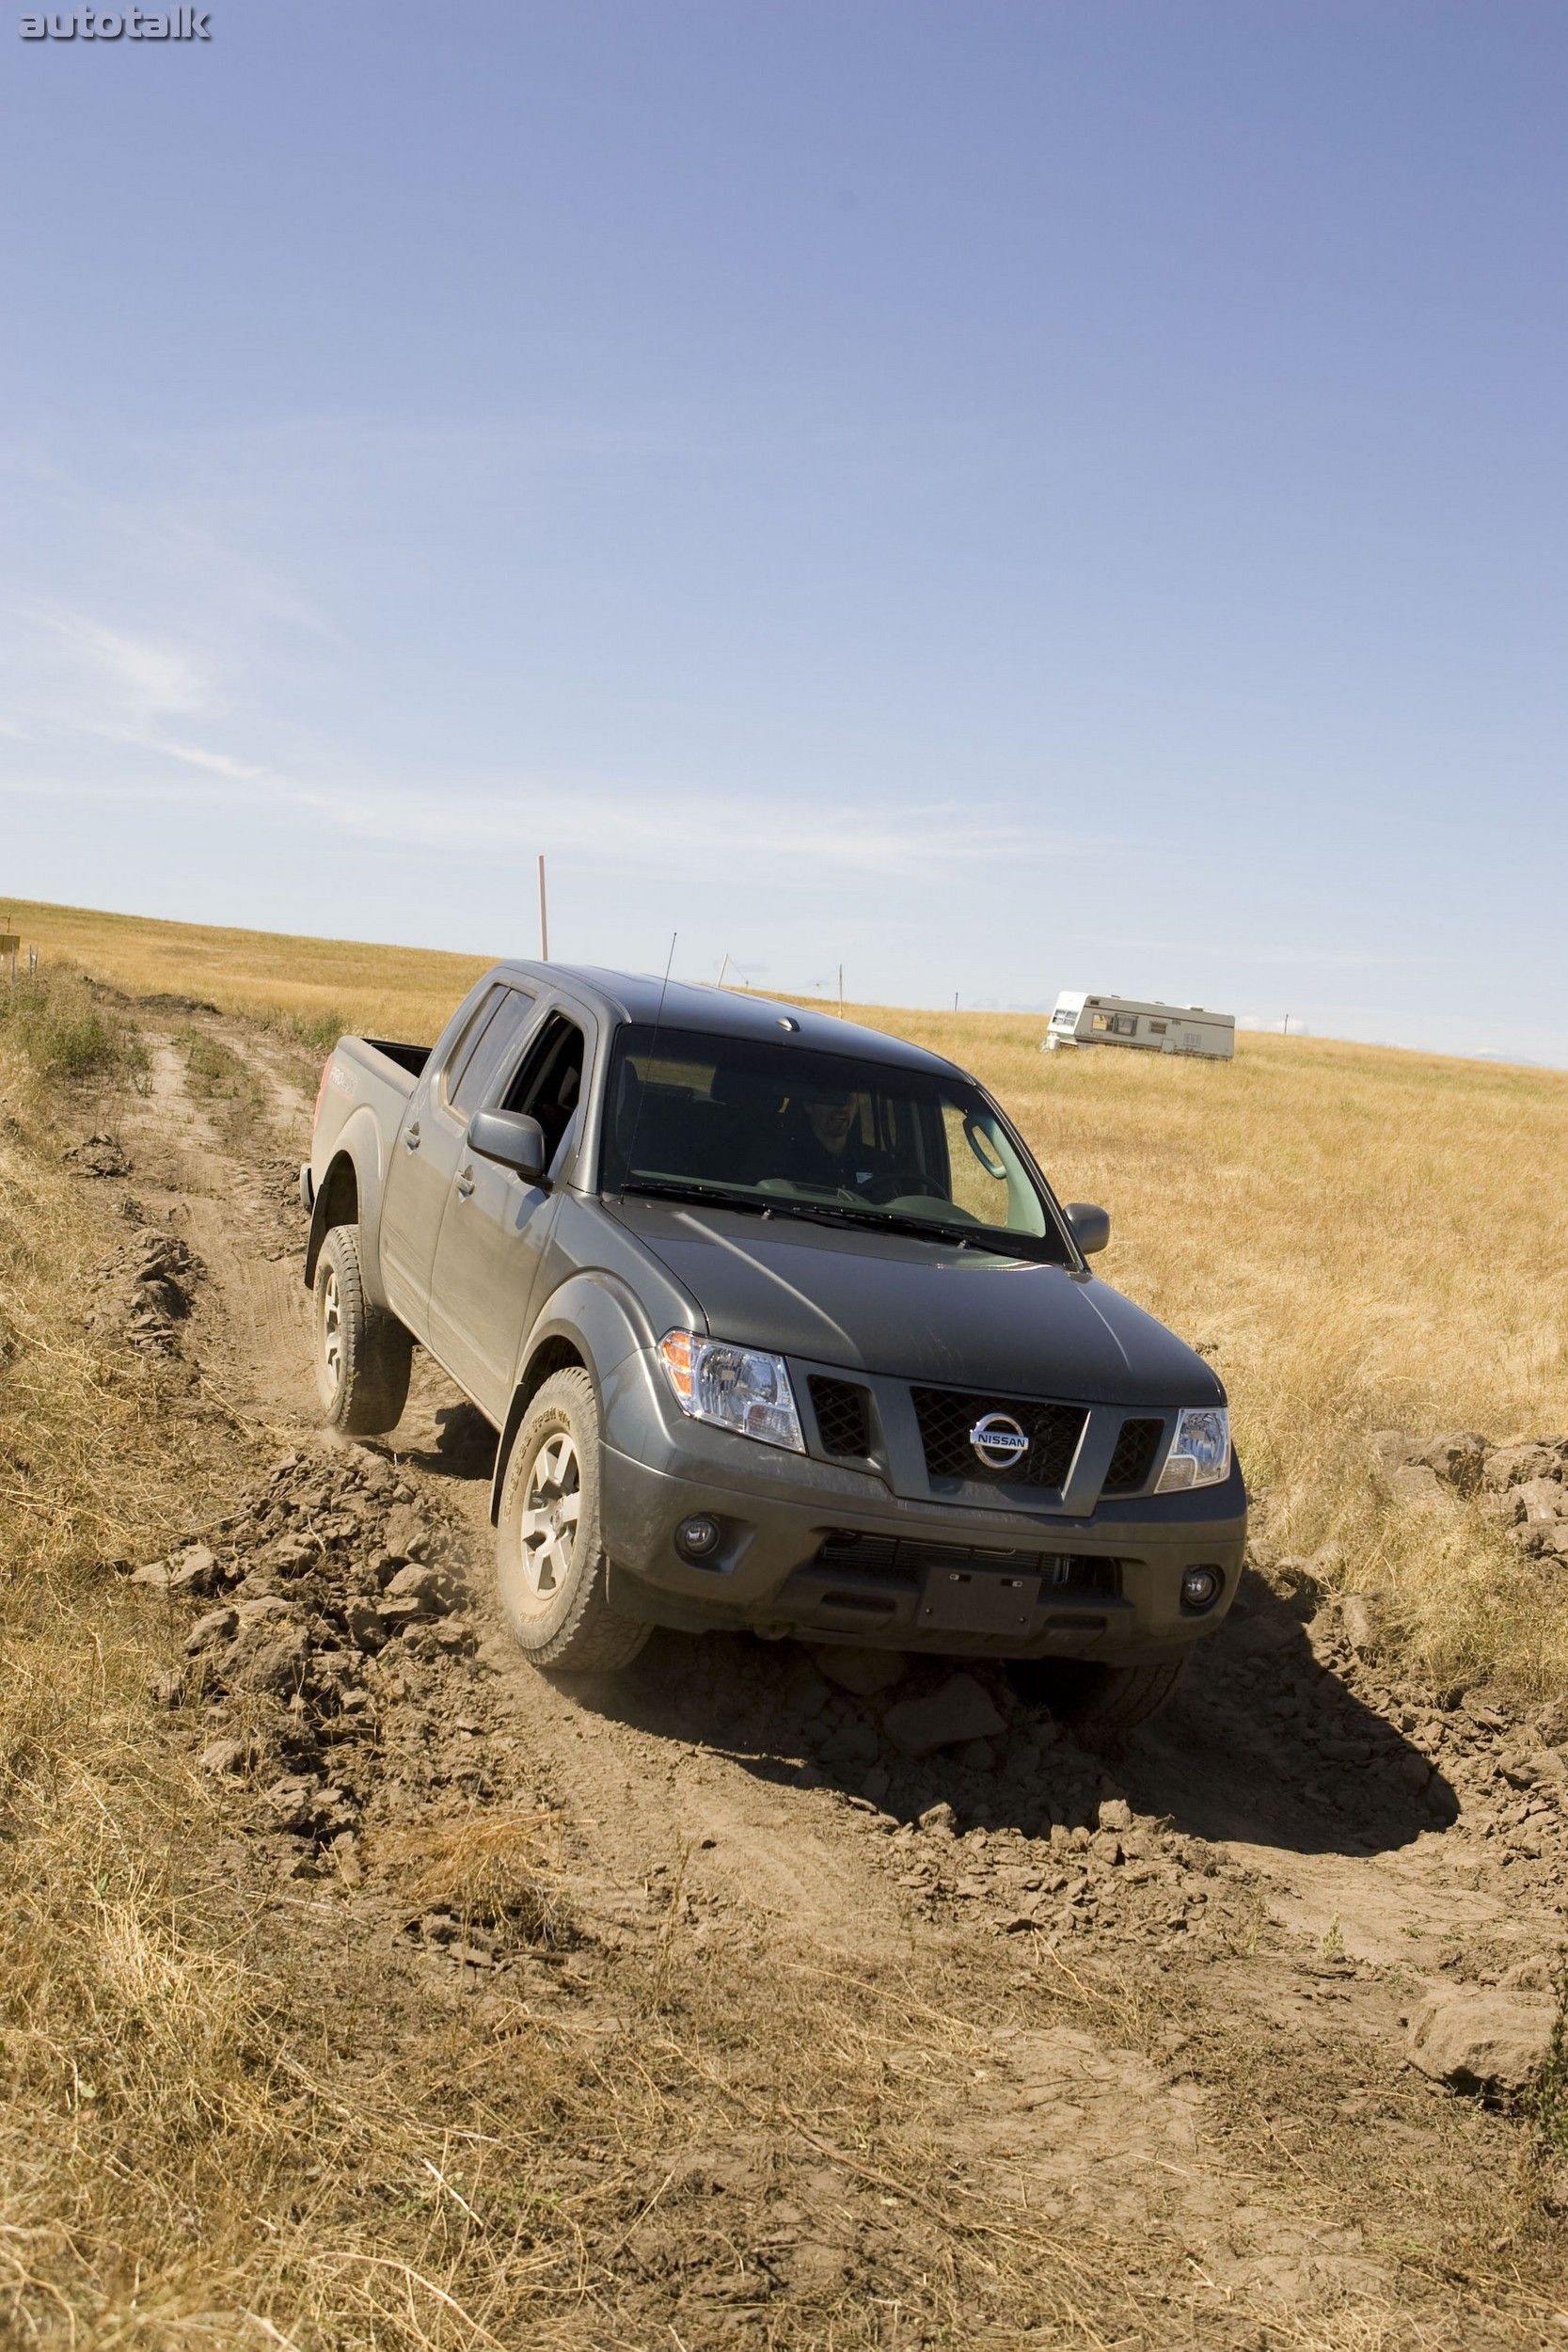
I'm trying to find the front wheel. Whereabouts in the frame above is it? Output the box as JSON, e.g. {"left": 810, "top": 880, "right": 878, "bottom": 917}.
{"left": 1006, "top": 1655, "right": 1186, "bottom": 1743}
{"left": 312, "top": 1225, "right": 414, "bottom": 1435}
{"left": 496, "top": 1369, "right": 649, "bottom": 1673}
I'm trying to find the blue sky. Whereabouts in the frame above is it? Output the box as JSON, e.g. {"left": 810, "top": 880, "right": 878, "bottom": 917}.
{"left": 3, "top": 3, "right": 1564, "bottom": 1057}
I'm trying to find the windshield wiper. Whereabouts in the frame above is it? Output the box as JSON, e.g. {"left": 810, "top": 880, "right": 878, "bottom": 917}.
{"left": 744, "top": 1196, "right": 1038, "bottom": 1256}
{"left": 616, "top": 1179, "right": 1053, "bottom": 1259}
{"left": 617, "top": 1177, "right": 769, "bottom": 1216}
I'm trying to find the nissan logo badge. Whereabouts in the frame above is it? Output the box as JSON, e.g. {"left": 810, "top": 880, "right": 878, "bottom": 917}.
{"left": 969, "top": 1411, "right": 1030, "bottom": 1469}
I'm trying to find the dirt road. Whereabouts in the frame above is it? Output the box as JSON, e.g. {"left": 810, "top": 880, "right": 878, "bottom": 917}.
{"left": 82, "top": 1003, "right": 1568, "bottom": 2349}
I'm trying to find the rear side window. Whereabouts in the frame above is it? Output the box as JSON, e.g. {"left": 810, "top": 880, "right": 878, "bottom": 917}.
{"left": 447, "top": 988, "right": 535, "bottom": 1117}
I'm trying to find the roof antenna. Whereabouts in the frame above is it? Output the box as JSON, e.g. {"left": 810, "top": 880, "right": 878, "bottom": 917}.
{"left": 619, "top": 930, "right": 676, "bottom": 1192}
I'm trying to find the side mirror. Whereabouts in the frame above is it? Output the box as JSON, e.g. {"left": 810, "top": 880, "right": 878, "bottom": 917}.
{"left": 1064, "top": 1201, "right": 1111, "bottom": 1256}
{"left": 467, "top": 1109, "right": 547, "bottom": 1182}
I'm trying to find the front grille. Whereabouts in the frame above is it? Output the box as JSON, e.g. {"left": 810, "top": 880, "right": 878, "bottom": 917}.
{"left": 911, "top": 1385, "right": 1086, "bottom": 1488}
{"left": 809, "top": 1375, "right": 873, "bottom": 1459}
{"left": 1102, "top": 1417, "right": 1164, "bottom": 1495}
{"left": 815, "top": 1530, "right": 1119, "bottom": 1598}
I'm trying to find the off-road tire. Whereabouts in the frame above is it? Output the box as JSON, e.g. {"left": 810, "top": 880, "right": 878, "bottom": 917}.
{"left": 1006, "top": 1655, "right": 1186, "bottom": 1743}
{"left": 496, "top": 1368, "right": 649, "bottom": 1674}
{"left": 312, "top": 1225, "right": 414, "bottom": 1436}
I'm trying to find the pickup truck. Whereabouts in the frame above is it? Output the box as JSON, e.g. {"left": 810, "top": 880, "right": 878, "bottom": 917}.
{"left": 302, "top": 963, "right": 1245, "bottom": 1734}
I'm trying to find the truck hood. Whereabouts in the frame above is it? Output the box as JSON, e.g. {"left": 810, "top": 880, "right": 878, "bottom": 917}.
{"left": 610, "top": 1199, "right": 1222, "bottom": 1407}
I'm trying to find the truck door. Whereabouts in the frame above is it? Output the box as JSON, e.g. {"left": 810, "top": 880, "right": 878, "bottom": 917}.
{"left": 378, "top": 984, "right": 536, "bottom": 1339}
{"left": 427, "top": 1009, "right": 589, "bottom": 1422}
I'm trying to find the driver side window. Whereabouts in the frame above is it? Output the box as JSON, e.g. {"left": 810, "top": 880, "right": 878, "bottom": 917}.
{"left": 504, "top": 1014, "right": 586, "bottom": 1175}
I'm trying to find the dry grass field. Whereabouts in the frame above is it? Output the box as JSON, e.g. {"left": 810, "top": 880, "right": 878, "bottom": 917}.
{"left": 13, "top": 892, "right": 1568, "bottom": 1696}
{"left": 3, "top": 893, "right": 491, "bottom": 1048}
{"left": 5, "top": 901, "right": 1568, "bottom": 2348}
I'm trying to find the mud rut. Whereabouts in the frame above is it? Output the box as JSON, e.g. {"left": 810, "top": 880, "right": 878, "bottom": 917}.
{"left": 93, "top": 1009, "right": 1568, "bottom": 2349}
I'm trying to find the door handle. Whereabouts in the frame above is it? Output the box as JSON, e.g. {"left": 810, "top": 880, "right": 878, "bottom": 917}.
{"left": 404, "top": 1121, "right": 421, "bottom": 1152}
{"left": 455, "top": 1166, "right": 475, "bottom": 1200}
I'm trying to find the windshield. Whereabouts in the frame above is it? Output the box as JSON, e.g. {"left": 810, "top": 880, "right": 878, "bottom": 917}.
{"left": 600, "top": 1024, "right": 1069, "bottom": 1259}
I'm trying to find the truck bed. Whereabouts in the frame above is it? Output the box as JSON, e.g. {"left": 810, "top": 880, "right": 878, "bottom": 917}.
{"left": 361, "top": 1038, "right": 431, "bottom": 1081}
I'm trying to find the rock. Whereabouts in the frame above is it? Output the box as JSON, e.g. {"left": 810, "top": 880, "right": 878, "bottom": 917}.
{"left": 807, "top": 1645, "right": 908, "bottom": 1697}
{"left": 1388, "top": 1463, "right": 1444, "bottom": 1504}
{"left": 225, "top": 1619, "right": 311, "bottom": 1696}
{"left": 1483, "top": 1442, "right": 1561, "bottom": 1492}
{"left": 184, "top": 1606, "right": 238, "bottom": 1655}
{"left": 330, "top": 1832, "right": 363, "bottom": 1888}
{"left": 167, "top": 1544, "right": 219, "bottom": 1596}
{"left": 375, "top": 1596, "right": 424, "bottom": 1626}
{"left": 68, "top": 1132, "right": 129, "bottom": 1177}
{"left": 956, "top": 1738, "right": 997, "bottom": 1771}
{"left": 1418, "top": 1434, "right": 1489, "bottom": 1496}
{"left": 782, "top": 1656, "right": 832, "bottom": 1720}
{"left": 234, "top": 1597, "right": 294, "bottom": 1628}
{"left": 381, "top": 1504, "right": 431, "bottom": 1563}
{"left": 128, "top": 1561, "right": 172, "bottom": 1589}
{"left": 1341, "top": 1592, "right": 1392, "bottom": 1654}
{"left": 385, "top": 1563, "right": 457, "bottom": 1616}
{"left": 1515, "top": 1475, "right": 1567, "bottom": 1524}
{"left": 148, "top": 1668, "right": 184, "bottom": 1708}
{"left": 1098, "top": 1797, "right": 1133, "bottom": 1834}
{"left": 200, "top": 1737, "right": 249, "bottom": 1775}
{"left": 263, "top": 1774, "right": 324, "bottom": 1835}
{"left": 1405, "top": 1987, "right": 1556, "bottom": 2099}
{"left": 345, "top": 1598, "right": 389, "bottom": 1651}
{"left": 884, "top": 1673, "right": 1006, "bottom": 1758}
{"left": 918, "top": 1802, "right": 957, "bottom": 1838}
{"left": 860, "top": 1764, "right": 891, "bottom": 1804}
{"left": 1368, "top": 1431, "right": 1419, "bottom": 1475}
{"left": 817, "top": 1722, "right": 879, "bottom": 1772}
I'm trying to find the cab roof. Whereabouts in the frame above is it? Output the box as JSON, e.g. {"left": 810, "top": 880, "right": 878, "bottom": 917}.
{"left": 488, "top": 962, "right": 960, "bottom": 1081}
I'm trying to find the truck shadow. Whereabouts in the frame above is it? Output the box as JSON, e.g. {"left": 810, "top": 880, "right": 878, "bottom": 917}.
{"left": 1118, "top": 1575, "right": 1461, "bottom": 1858}
{"left": 572, "top": 1571, "right": 1457, "bottom": 1861}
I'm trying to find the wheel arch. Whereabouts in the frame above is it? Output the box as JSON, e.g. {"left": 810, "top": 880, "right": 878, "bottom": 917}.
{"left": 489, "top": 1275, "right": 651, "bottom": 1524}
{"left": 304, "top": 1106, "right": 388, "bottom": 1293}
{"left": 305, "top": 1150, "right": 359, "bottom": 1284}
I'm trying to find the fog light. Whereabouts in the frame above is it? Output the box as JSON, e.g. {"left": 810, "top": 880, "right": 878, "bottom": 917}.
{"left": 676, "top": 1514, "right": 721, "bottom": 1563}
{"left": 1181, "top": 1565, "right": 1221, "bottom": 1612}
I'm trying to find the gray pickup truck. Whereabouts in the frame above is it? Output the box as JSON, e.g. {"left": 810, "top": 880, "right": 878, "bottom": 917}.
{"left": 302, "top": 963, "right": 1244, "bottom": 1732}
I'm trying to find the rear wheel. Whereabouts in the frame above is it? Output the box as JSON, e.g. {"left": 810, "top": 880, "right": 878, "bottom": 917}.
{"left": 312, "top": 1225, "right": 414, "bottom": 1435}
{"left": 496, "top": 1369, "right": 649, "bottom": 1674}
{"left": 1006, "top": 1655, "right": 1186, "bottom": 1742}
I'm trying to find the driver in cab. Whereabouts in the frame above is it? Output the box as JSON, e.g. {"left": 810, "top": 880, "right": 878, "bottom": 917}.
{"left": 782, "top": 1083, "right": 889, "bottom": 1198}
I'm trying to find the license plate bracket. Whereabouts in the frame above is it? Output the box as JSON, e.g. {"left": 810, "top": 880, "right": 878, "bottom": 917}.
{"left": 917, "top": 1566, "right": 1041, "bottom": 1635}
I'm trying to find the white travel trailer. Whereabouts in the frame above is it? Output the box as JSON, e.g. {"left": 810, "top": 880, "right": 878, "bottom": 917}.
{"left": 1042, "top": 993, "right": 1235, "bottom": 1060}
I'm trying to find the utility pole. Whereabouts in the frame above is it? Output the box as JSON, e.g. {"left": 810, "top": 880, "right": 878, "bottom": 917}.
{"left": 537, "top": 855, "right": 549, "bottom": 961}
{"left": 1282, "top": 1012, "right": 1290, "bottom": 1037}
{"left": 718, "top": 952, "right": 731, "bottom": 989}
{"left": 837, "top": 963, "right": 844, "bottom": 1018}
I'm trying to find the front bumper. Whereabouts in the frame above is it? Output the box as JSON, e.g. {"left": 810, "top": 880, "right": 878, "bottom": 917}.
{"left": 597, "top": 1350, "right": 1247, "bottom": 1663}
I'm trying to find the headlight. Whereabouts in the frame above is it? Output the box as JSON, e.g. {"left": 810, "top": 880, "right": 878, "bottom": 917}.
{"left": 657, "top": 1329, "right": 804, "bottom": 1453}
{"left": 1154, "top": 1406, "right": 1230, "bottom": 1493}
